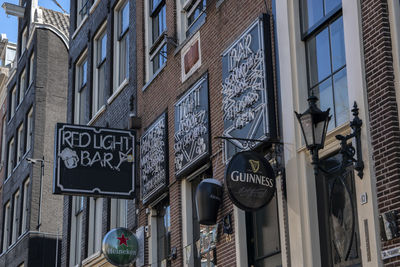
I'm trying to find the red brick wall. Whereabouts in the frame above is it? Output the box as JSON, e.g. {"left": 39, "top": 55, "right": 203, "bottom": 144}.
{"left": 135, "top": 0, "right": 272, "bottom": 266}
{"left": 361, "top": 0, "right": 400, "bottom": 266}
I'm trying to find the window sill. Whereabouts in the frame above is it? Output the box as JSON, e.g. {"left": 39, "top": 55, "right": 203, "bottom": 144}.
{"left": 108, "top": 79, "right": 129, "bottom": 105}
{"left": 142, "top": 63, "right": 167, "bottom": 92}
{"left": 82, "top": 251, "right": 102, "bottom": 265}
{"left": 72, "top": 15, "right": 89, "bottom": 40}
{"left": 88, "top": 105, "right": 106, "bottom": 126}
{"left": 89, "top": 0, "right": 101, "bottom": 14}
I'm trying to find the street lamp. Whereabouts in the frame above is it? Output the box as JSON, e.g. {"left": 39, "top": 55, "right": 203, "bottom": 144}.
{"left": 295, "top": 95, "right": 331, "bottom": 176}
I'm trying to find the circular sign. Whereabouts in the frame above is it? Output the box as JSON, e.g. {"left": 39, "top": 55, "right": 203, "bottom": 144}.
{"left": 102, "top": 228, "right": 139, "bottom": 266}
{"left": 225, "top": 151, "right": 276, "bottom": 211}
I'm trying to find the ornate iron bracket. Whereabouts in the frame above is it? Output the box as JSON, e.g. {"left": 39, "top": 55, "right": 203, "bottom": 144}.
{"left": 335, "top": 102, "right": 364, "bottom": 179}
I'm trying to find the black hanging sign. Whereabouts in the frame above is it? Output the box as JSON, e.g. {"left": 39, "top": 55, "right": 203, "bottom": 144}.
{"left": 140, "top": 113, "right": 168, "bottom": 204}
{"left": 225, "top": 151, "right": 275, "bottom": 211}
{"left": 221, "top": 15, "right": 276, "bottom": 160}
{"left": 53, "top": 123, "right": 135, "bottom": 198}
{"left": 174, "top": 74, "right": 210, "bottom": 177}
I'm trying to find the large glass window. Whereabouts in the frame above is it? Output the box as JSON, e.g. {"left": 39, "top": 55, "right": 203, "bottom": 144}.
{"left": 19, "top": 68, "right": 26, "bottom": 104}
{"left": 7, "top": 137, "right": 15, "bottom": 177}
{"left": 20, "top": 27, "right": 27, "bottom": 57}
{"left": 185, "top": 0, "right": 206, "bottom": 37}
{"left": 110, "top": 199, "right": 127, "bottom": 229}
{"left": 10, "top": 86, "right": 16, "bottom": 120}
{"left": 25, "top": 107, "right": 33, "bottom": 153}
{"left": 148, "top": 0, "right": 167, "bottom": 77}
{"left": 11, "top": 190, "right": 20, "bottom": 244}
{"left": 301, "top": 0, "right": 348, "bottom": 130}
{"left": 76, "top": 0, "right": 90, "bottom": 27}
{"left": 93, "top": 25, "right": 107, "bottom": 115}
{"left": 114, "top": 0, "right": 129, "bottom": 91}
{"left": 2, "top": 201, "right": 11, "bottom": 252}
{"left": 28, "top": 52, "right": 34, "bottom": 86}
{"left": 21, "top": 177, "right": 30, "bottom": 234}
{"left": 70, "top": 196, "right": 84, "bottom": 266}
{"left": 1, "top": 116, "right": 6, "bottom": 165}
{"left": 16, "top": 123, "right": 23, "bottom": 164}
{"left": 75, "top": 52, "right": 88, "bottom": 124}
{"left": 156, "top": 200, "right": 171, "bottom": 266}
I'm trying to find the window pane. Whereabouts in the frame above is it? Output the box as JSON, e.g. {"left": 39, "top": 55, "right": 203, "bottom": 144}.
{"left": 301, "top": 0, "right": 324, "bottom": 31}
{"left": 79, "top": 86, "right": 87, "bottom": 124}
{"left": 120, "top": 2, "right": 129, "bottom": 36}
{"left": 333, "top": 68, "right": 349, "bottom": 127}
{"left": 187, "top": 0, "right": 206, "bottom": 27}
{"left": 151, "top": 43, "right": 167, "bottom": 75}
{"left": 324, "top": 0, "right": 341, "bottom": 15}
{"left": 330, "top": 17, "right": 346, "bottom": 72}
{"left": 119, "top": 34, "right": 129, "bottom": 84}
{"left": 307, "top": 28, "right": 331, "bottom": 87}
{"left": 152, "top": 5, "right": 166, "bottom": 43}
{"left": 312, "top": 78, "right": 334, "bottom": 130}
{"left": 97, "top": 33, "right": 107, "bottom": 65}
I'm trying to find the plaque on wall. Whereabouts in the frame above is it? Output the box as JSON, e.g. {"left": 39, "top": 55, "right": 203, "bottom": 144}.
{"left": 140, "top": 113, "right": 168, "bottom": 204}
{"left": 221, "top": 15, "right": 276, "bottom": 160}
{"left": 174, "top": 74, "right": 210, "bottom": 177}
{"left": 53, "top": 123, "right": 135, "bottom": 198}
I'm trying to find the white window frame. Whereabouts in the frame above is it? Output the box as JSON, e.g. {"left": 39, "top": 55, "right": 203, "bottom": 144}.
{"left": 87, "top": 197, "right": 103, "bottom": 257}
{"left": 10, "top": 86, "right": 16, "bottom": 119}
{"left": 25, "top": 107, "right": 33, "bottom": 153}
{"left": 176, "top": 0, "right": 206, "bottom": 44}
{"left": 144, "top": 0, "right": 167, "bottom": 82}
{"left": 7, "top": 137, "right": 15, "bottom": 177}
{"left": 70, "top": 196, "right": 84, "bottom": 267}
{"left": 74, "top": 51, "right": 88, "bottom": 124}
{"left": 19, "top": 68, "right": 26, "bottom": 104}
{"left": 76, "top": 0, "right": 90, "bottom": 28}
{"left": 113, "top": 0, "right": 129, "bottom": 94}
{"left": 28, "top": 52, "right": 34, "bottom": 86}
{"left": 110, "top": 199, "right": 127, "bottom": 229}
{"left": 2, "top": 201, "right": 11, "bottom": 252}
{"left": 16, "top": 123, "right": 23, "bottom": 164}
{"left": 1, "top": 116, "right": 7, "bottom": 167}
{"left": 20, "top": 27, "right": 27, "bottom": 57}
{"left": 21, "top": 177, "right": 30, "bottom": 234}
{"left": 11, "top": 190, "right": 20, "bottom": 244}
{"left": 93, "top": 22, "right": 107, "bottom": 116}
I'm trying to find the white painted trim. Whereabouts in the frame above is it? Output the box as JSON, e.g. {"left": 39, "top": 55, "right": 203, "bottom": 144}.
{"left": 72, "top": 15, "right": 88, "bottom": 40}
{"left": 388, "top": 0, "right": 400, "bottom": 129}
{"left": 181, "top": 179, "right": 193, "bottom": 267}
{"left": 342, "top": 1, "right": 382, "bottom": 266}
{"left": 87, "top": 104, "right": 105, "bottom": 125}
{"left": 89, "top": 0, "right": 101, "bottom": 14}
{"left": 107, "top": 78, "right": 128, "bottom": 104}
{"left": 233, "top": 207, "right": 247, "bottom": 267}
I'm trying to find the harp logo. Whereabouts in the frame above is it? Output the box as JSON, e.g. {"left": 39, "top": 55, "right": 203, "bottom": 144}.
{"left": 249, "top": 160, "right": 260, "bottom": 173}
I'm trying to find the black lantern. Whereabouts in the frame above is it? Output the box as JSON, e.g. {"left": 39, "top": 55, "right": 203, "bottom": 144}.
{"left": 295, "top": 95, "right": 331, "bottom": 175}
{"left": 195, "top": 178, "right": 223, "bottom": 225}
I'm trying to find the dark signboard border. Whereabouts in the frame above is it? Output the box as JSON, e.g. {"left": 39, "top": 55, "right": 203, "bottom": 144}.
{"left": 53, "top": 123, "right": 135, "bottom": 198}
{"left": 174, "top": 73, "right": 210, "bottom": 178}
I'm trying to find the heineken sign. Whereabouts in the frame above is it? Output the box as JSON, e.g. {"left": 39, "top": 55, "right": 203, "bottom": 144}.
{"left": 53, "top": 123, "right": 135, "bottom": 198}
{"left": 102, "top": 228, "right": 139, "bottom": 266}
{"left": 225, "top": 151, "right": 275, "bottom": 211}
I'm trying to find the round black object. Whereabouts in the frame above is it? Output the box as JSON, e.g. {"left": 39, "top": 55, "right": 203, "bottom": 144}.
{"left": 225, "top": 151, "right": 276, "bottom": 211}
{"left": 195, "top": 178, "right": 223, "bottom": 225}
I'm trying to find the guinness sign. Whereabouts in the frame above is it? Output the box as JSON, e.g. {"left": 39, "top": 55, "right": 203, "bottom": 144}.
{"left": 225, "top": 151, "right": 275, "bottom": 211}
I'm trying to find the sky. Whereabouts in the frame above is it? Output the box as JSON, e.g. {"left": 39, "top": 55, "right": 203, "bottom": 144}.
{"left": 0, "top": 0, "right": 70, "bottom": 43}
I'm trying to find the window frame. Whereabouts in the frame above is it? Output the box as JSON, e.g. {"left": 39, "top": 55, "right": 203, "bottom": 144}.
{"left": 155, "top": 199, "right": 171, "bottom": 266}
{"left": 18, "top": 68, "right": 26, "bottom": 105}
{"left": 110, "top": 199, "right": 128, "bottom": 229}
{"left": 28, "top": 51, "right": 34, "bottom": 87}
{"left": 11, "top": 190, "right": 20, "bottom": 244}
{"left": 70, "top": 196, "right": 84, "bottom": 266}
{"left": 2, "top": 201, "right": 11, "bottom": 252}
{"left": 20, "top": 26, "right": 27, "bottom": 57}
{"left": 74, "top": 51, "right": 88, "bottom": 124}
{"left": 9, "top": 85, "right": 17, "bottom": 120}
{"left": 87, "top": 197, "right": 103, "bottom": 257}
{"left": 1, "top": 115, "right": 7, "bottom": 166}
{"left": 76, "top": 0, "right": 90, "bottom": 28}
{"left": 113, "top": 0, "right": 130, "bottom": 93}
{"left": 93, "top": 22, "right": 107, "bottom": 116}
{"left": 7, "top": 137, "right": 15, "bottom": 177}
{"left": 25, "top": 107, "right": 33, "bottom": 153}
{"left": 16, "top": 123, "right": 24, "bottom": 164}
{"left": 21, "top": 177, "right": 30, "bottom": 235}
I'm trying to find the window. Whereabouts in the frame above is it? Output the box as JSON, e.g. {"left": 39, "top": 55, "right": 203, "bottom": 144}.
{"left": 301, "top": 0, "right": 348, "bottom": 130}
{"left": 10, "top": 86, "right": 16, "bottom": 119}
{"left": 1, "top": 116, "right": 6, "bottom": 165}
{"left": 28, "top": 52, "right": 34, "bottom": 86}
{"left": 20, "top": 27, "right": 27, "bottom": 56}
{"left": 113, "top": 0, "right": 129, "bottom": 91}
{"left": 19, "top": 68, "right": 26, "bottom": 104}
{"left": 25, "top": 107, "right": 33, "bottom": 153}
{"left": 93, "top": 24, "right": 107, "bottom": 115}
{"left": 11, "top": 190, "right": 20, "bottom": 244}
{"left": 145, "top": 0, "right": 167, "bottom": 80}
{"left": 177, "top": 0, "right": 207, "bottom": 42}
{"left": 21, "top": 177, "right": 30, "bottom": 234}
{"left": 7, "top": 137, "right": 15, "bottom": 177}
{"left": 156, "top": 200, "right": 171, "bottom": 266}
{"left": 88, "top": 197, "right": 103, "bottom": 256}
{"left": 16, "top": 123, "right": 23, "bottom": 164}
{"left": 70, "top": 196, "right": 84, "bottom": 266}
{"left": 76, "top": 0, "right": 89, "bottom": 27}
{"left": 75, "top": 52, "right": 88, "bottom": 124}
{"left": 2, "top": 201, "right": 10, "bottom": 252}
{"left": 110, "top": 199, "right": 127, "bottom": 229}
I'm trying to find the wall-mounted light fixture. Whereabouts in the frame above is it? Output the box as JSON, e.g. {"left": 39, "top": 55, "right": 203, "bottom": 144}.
{"left": 295, "top": 96, "right": 364, "bottom": 178}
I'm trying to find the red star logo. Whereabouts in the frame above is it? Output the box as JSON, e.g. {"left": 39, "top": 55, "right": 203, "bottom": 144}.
{"left": 117, "top": 234, "right": 129, "bottom": 247}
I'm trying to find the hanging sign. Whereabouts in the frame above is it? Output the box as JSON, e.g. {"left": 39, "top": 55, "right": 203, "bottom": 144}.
{"left": 140, "top": 113, "right": 168, "bottom": 204}
{"left": 102, "top": 228, "right": 139, "bottom": 266}
{"left": 221, "top": 15, "right": 276, "bottom": 160}
{"left": 53, "top": 123, "right": 135, "bottom": 198}
{"left": 225, "top": 151, "right": 275, "bottom": 211}
{"left": 174, "top": 74, "right": 210, "bottom": 177}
